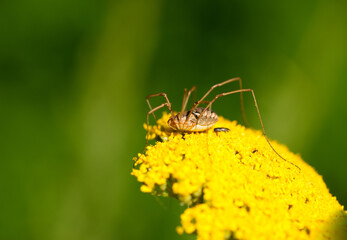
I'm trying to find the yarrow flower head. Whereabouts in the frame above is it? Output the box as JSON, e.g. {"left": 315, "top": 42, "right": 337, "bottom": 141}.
{"left": 131, "top": 112, "right": 347, "bottom": 240}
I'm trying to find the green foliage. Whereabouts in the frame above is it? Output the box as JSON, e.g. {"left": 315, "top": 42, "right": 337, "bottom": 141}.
{"left": 1, "top": 0, "right": 346, "bottom": 239}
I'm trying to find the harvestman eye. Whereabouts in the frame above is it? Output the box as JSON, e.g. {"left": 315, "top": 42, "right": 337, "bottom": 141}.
{"left": 144, "top": 77, "right": 301, "bottom": 171}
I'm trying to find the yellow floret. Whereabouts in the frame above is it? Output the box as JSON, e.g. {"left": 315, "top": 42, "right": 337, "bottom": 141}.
{"left": 131, "top": 112, "right": 347, "bottom": 240}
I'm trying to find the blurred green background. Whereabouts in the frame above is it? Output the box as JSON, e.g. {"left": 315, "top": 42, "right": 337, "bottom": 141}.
{"left": 1, "top": 0, "right": 346, "bottom": 239}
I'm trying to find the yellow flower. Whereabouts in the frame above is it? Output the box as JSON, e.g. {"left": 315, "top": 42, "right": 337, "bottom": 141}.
{"left": 131, "top": 112, "right": 347, "bottom": 240}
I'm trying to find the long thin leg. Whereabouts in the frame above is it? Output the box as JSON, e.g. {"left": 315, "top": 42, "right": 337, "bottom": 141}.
{"left": 146, "top": 93, "right": 175, "bottom": 121}
{"left": 181, "top": 88, "right": 187, "bottom": 112}
{"left": 181, "top": 89, "right": 188, "bottom": 114}
{"left": 143, "top": 102, "right": 172, "bottom": 154}
{"left": 194, "top": 100, "right": 213, "bottom": 110}
{"left": 202, "top": 89, "right": 301, "bottom": 171}
{"left": 195, "top": 100, "right": 210, "bottom": 105}
{"left": 187, "top": 78, "right": 248, "bottom": 126}
{"left": 181, "top": 86, "right": 196, "bottom": 113}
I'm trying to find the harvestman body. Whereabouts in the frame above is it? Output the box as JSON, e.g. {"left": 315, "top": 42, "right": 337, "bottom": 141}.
{"left": 145, "top": 77, "right": 300, "bottom": 170}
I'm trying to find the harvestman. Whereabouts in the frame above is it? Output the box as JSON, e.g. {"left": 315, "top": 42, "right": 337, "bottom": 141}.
{"left": 145, "top": 77, "right": 300, "bottom": 170}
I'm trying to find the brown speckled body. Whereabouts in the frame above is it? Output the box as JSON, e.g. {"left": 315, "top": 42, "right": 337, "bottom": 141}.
{"left": 167, "top": 107, "right": 218, "bottom": 132}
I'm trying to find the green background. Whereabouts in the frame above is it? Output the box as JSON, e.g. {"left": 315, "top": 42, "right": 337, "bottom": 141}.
{"left": 1, "top": 0, "right": 346, "bottom": 239}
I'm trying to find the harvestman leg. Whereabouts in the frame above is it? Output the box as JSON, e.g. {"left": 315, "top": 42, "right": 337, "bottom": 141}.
{"left": 143, "top": 102, "right": 174, "bottom": 154}
{"left": 146, "top": 93, "right": 175, "bottom": 121}
{"left": 187, "top": 77, "right": 249, "bottom": 126}
{"left": 201, "top": 89, "right": 301, "bottom": 171}
{"left": 181, "top": 86, "right": 196, "bottom": 114}
{"left": 181, "top": 89, "right": 188, "bottom": 114}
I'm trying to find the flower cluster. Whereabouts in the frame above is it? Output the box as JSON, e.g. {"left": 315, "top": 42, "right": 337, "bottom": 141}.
{"left": 131, "top": 112, "right": 346, "bottom": 239}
